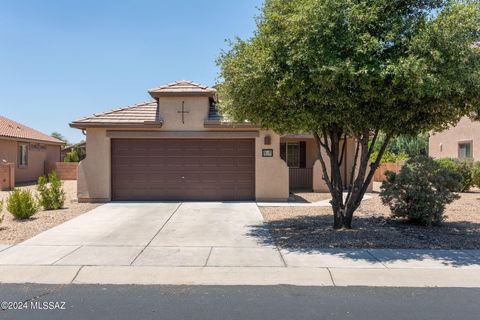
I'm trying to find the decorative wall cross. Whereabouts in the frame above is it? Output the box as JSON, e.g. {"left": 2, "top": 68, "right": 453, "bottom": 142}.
{"left": 177, "top": 101, "right": 190, "bottom": 124}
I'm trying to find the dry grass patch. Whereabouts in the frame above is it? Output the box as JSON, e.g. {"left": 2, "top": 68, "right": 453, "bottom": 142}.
{"left": 0, "top": 181, "right": 99, "bottom": 244}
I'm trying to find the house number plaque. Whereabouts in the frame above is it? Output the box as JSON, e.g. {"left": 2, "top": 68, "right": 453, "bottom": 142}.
{"left": 262, "top": 149, "right": 273, "bottom": 157}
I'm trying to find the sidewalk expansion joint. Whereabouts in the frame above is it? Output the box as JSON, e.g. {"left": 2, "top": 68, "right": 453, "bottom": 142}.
{"left": 51, "top": 245, "right": 83, "bottom": 265}
{"left": 204, "top": 247, "right": 214, "bottom": 267}
{"left": 130, "top": 202, "right": 183, "bottom": 265}
{"left": 327, "top": 268, "right": 337, "bottom": 286}
{"left": 366, "top": 249, "right": 389, "bottom": 269}
{"left": 71, "top": 265, "right": 84, "bottom": 284}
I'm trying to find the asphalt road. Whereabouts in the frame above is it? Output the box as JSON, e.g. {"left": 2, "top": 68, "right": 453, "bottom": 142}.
{"left": 1, "top": 284, "right": 479, "bottom": 320}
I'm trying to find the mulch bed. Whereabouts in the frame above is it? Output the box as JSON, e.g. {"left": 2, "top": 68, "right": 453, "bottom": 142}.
{"left": 258, "top": 192, "right": 480, "bottom": 250}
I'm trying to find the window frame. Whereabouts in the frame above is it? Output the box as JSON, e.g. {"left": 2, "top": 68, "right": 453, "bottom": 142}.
{"left": 458, "top": 140, "right": 473, "bottom": 160}
{"left": 286, "top": 142, "right": 300, "bottom": 168}
{"left": 18, "top": 143, "right": 29, "bottom": 168}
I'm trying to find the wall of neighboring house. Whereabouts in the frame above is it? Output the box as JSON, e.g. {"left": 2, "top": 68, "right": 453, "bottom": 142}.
{"left": 429, "top": 116, "right": 480, "bottom": 161}
{"left": 0, "top": 138, "right": 61, "bottom": 184}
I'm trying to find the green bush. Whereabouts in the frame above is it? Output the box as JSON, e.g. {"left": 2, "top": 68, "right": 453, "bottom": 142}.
{"left": 472, "top": 162, "right": 480, "bottom": 188}
{"left": 37, "top": 171, "right": 66, "bottom": 210}
{"left": 380, "top": 156, "right": 462, "bottom": 226}
{"left": 64, "top": 149, "right": 80, "bottom": 162}
{"left": 435, "top": 158, "right": 473, "bottom": 192}
{"left": 7, "top": 189, "right": 39, "bottom": 220}
{"left": 370, "top": 150, "right": 409, "bottom": 164}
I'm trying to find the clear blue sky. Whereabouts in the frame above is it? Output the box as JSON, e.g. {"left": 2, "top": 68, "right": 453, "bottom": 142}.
{"left": 0, "top": 0, "right": 263, "bottom": 143}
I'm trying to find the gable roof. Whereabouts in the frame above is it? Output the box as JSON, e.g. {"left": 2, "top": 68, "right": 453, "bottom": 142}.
{"left": 70, "top": 101, "right": 161, "bottom": 128}
{"left": 148, "top": 80, "right": 216, "bottom": 98}
{"left": 0, "top": 115, "right": 64, "bottom": 145}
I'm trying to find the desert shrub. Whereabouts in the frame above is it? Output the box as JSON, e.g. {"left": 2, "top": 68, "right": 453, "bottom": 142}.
{"left": 37, "top": 171, "right": 66, "bottom": 210}
{"left": 7, "top": 189, "right": 39, "bottom": 220}
{"left": 472, "top": 162, "right": 480, "bottom": 188}
{"left": 64, "top": 149, "right": 80, "bottom": 162}
{"left": 435, "top": 158, "right": 473, "bottom": 192}
{"left": 380, "top": 156, "right": 462, "bottom": 226}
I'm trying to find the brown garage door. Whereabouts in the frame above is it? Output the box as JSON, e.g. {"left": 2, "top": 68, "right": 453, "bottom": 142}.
{"left": 111, "top": 139, "right": 255, "bottom": 201}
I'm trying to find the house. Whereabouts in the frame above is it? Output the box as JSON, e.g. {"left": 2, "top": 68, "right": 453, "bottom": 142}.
{"left": 0, "top": 115, "right": 63, "bottom": 186}
{"left": 429, "top": 116, "right": 479, "bottom": 161}
{"left": 70, "top": 80, "right": 366, "bottom": 202}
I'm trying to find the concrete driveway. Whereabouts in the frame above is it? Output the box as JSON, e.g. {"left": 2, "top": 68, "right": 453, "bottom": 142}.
{"left": 0, "top": 202, "right": 285, "bottom": 267}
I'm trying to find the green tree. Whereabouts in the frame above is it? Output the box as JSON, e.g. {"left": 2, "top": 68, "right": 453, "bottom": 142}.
{"left": 218, "top": 0, "right": 480, "bottom": 229}
{"left": 51, "top": 132, "right": 68, "bottom": 144}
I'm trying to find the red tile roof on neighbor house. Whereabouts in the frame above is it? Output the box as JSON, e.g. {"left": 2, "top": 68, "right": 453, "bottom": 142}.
{"left": 0, "top": 115, "right": 64, "bottom": 145}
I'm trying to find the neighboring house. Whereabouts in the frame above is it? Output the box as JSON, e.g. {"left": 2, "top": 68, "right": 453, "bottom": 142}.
{"left": 429, "top": 116, "right": 479, "bottom": 161}
{"left": 61, "top": 141, "right": 86, "bottom": 161}
{"left": 70, "top": 80, "right": 367, "bottom": 202}
{"left": 0, "top": 115, "right": 63, "bottom": 184}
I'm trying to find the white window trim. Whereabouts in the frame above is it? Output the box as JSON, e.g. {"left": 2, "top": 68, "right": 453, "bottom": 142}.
{"left": 458, "top": 140, "right": 473, "bottom": 160}
{"left": 18, "top": 143, "right": 28, "bottom": 168}
{"left": 286, "top": 142, "right": 300, "bottom": 168}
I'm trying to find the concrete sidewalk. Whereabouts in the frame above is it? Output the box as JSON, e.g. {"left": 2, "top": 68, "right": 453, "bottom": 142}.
{"left": 0, "top": 265, "right": 479, "bottom": 287}
{"left": 0, "top": 246, "right": 479, "bottom": 287}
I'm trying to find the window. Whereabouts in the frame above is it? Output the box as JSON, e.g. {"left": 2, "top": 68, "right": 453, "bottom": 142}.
{"left": 458, "top": 142, "right": 472, "bottom": 159}
{"left": 280, "top": 142, "right": 306, "bottom": 168}
{"left": 287, "top": 142, "right": 300, "bottom": 167}
{"left": 18, "top": 144, "right": 28, "bottom": 167}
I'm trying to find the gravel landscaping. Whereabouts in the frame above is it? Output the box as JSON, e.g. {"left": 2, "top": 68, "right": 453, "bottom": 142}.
{"left": 0, "top": 181, "right": 99, "bottom": 244}
{"left": 258, "top": 184, "right": 480, "bottom": 250}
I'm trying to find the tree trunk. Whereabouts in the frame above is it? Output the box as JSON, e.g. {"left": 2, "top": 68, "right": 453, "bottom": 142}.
{"left": 313, "top": 128, "right": 392, "bottom": 230}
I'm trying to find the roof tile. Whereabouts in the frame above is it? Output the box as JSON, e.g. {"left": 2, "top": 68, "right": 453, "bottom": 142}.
{"left": 0, "top": 115, "right": 64, "bottom": 144}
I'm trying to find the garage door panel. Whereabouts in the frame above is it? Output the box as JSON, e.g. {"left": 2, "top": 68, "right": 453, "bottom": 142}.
{"left": 111, "top": 139, "right": 255, "bottom": 201}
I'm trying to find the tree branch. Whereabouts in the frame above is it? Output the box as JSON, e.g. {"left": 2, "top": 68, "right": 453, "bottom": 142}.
{"left": 344, "top": 137, "right": 361, "bottom": 205}
{"left": 338, "top": 133, "right": 347, "bottom": 167}
{"left": 313, "top": 132, "right": 334, "bottom": 194}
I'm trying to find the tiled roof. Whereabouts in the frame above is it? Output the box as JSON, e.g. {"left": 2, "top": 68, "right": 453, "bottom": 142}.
{"left": 71, "top": 101, "right": 159, "bottom": 126}
{"left": 149, "top": 80, "right": 216, "bottom": 97}
{"left": 0, "top": 115, "right": 64, "bottom": 144}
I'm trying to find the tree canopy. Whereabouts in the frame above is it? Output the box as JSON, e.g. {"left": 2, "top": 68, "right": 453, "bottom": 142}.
{"left": 218, "top": 0, "right": 480, "bottom": 228}
{"left": 51, "top": 132, "right": 68, "bottom": 144}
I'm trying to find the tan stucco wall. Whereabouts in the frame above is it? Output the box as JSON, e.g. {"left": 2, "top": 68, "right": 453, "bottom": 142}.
{"left": 77, "top": 128, "right": 111, "bottom": 202}
{"left": 255, "top": 130, "right": 289, "bottom": 201}
{"left": 0, "top": 138, "right": 60, "bottom": 184}
{"left": 158, "top": 96, "right": 210, "bottom": 131}
{"left": 429, "top": 116, "right": 480, "bottom": 161}
{"left": 312, "top": 138, "right": 372, "bottom": 193}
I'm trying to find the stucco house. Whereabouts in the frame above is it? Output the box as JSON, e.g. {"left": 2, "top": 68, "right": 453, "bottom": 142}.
{"left": 70, "top": 80, "right": 366, "bottom": 202}
{"left": 429, "top": 116, "right": 479, "bottom": 161}
{"left": 0, "top": 115, "right": 63, "bottom": 186}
